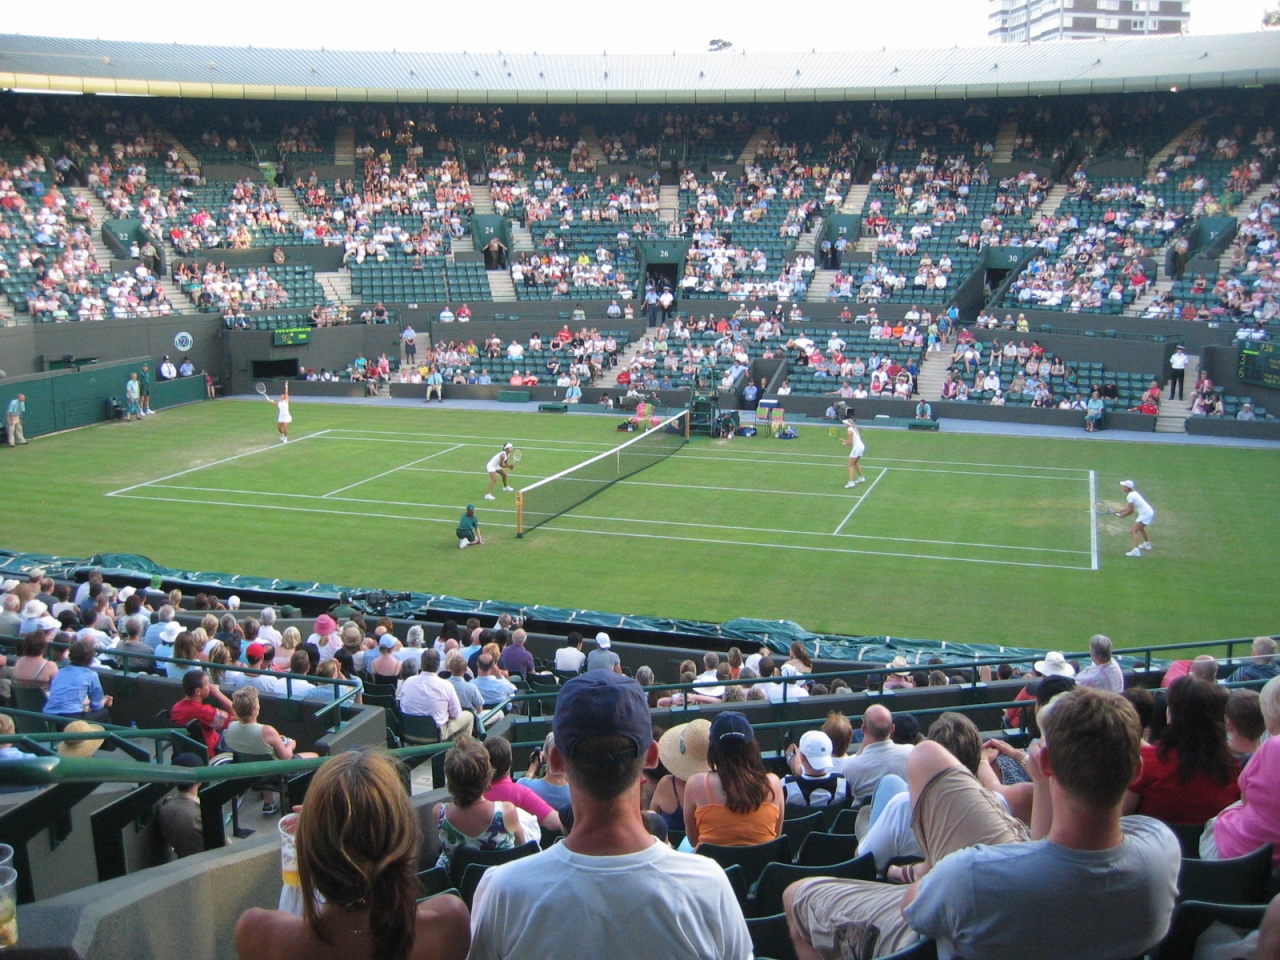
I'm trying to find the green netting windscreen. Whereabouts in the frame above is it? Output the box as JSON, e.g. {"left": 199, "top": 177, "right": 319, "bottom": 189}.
{"left": 517, "top": 411, "right": 689, "bottom": 536}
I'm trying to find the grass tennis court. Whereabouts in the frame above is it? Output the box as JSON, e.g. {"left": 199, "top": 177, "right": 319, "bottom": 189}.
{"left": 5, "top": 397, "right": 1278, "bottom": 650}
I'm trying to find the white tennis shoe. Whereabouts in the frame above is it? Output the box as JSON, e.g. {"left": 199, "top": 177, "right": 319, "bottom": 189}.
{"left": 1140, "top": 542, "right": 1152, "bottom": 550}
{"left": 503, "top": 486, "right": 514, "bottom": 492}
{"left": 845, "top": 481, "right": 857, "bottom": 488}
{"left": 484, "top": 494, "right": 495, "bottom": 500}
{"left": 1126, "top": 548, "right": 1143, "bottom": 557}
{"left": 459, "top": 539, "right": 469, "bottom": 549}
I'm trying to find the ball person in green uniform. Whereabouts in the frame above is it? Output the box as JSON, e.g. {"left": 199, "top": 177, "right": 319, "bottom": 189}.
{"left": 139, "top": 363, "right": 154, "bottom": 416}
{"left": 457, "top": 504, "right": 485, "bottom": 549}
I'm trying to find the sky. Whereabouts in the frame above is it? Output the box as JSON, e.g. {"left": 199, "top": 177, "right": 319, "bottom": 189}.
{"left": 4, "top": 0, "right": 1274, "bottom": 53}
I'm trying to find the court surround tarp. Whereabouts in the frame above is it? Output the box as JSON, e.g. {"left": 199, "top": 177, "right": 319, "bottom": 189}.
{"left": 0, "top": 549, "right": 1153, "bottom": 668}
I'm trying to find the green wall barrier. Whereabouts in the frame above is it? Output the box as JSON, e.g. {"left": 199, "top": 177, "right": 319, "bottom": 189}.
{"left": 0, "top": 359, "right": 208, "bottom": 440}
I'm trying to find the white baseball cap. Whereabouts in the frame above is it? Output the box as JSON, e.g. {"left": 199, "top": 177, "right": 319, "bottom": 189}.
{"left": 1120, "top": 480, "right": 1135, "bottom": 489}
{"left": 594, "top": 631, "right": 612, "bottom": 649}
{"left": 798, "top": 730, "right": 835, "bottom": 772}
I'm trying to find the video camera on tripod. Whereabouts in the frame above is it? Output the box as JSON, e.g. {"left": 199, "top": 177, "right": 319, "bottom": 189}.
{"left": 341, "top": 590, "right": 413, "bottom": 614}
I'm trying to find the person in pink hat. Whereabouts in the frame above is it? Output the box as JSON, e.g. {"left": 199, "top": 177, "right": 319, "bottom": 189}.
{"left": 308, "top": 614, "right": 342, "bottom": 660}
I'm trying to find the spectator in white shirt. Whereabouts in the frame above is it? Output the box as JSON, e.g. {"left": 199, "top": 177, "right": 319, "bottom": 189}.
{"left": 842, "top": 705, "right": 914, "bottom": 800}
{"left": 397, "top": 649, "right": 473, "bottom": 739}
{"left": 1075, "top": 634, "right": 1125, "bottom": 693}
{"left": 554, "top": 632, "right": 587, "bottom": 674}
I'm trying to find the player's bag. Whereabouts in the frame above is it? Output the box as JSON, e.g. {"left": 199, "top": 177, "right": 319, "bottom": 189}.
{"left": 776, "top": 427, "right": 799, "bottom": 440}
{"left": 617, "top": 420, "right": 637, "bottom": 432}
{"left": 736, "top": 426, "right": 757, "bottom": 436}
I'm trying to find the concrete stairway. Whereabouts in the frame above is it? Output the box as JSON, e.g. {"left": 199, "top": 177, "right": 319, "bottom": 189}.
{"left": 1126, "top": 277, "right": 1175, "bottom": 317}
{"left": 470, "top": 187, "right": 496, "bottom": 216}
{"left": 486, "top": 269, "right": 519, "bottom": 303}
{"left": 796, "top": 221, "right": 822, "bottom": 257}
{"left": 1155, "top": 357, "right": 1198, "bottom": 433}
{"left": 317, "top": 271, "right": 353, "bottom": 308}
{"left": 659, "top": 185, "right": 681, "bottom": 223}
{"left": 1039, "top": 184, "right": 1070, "bottom": 219}
{"left": 158, "top": 130, "right": 200, "bottom": 175}
{"left": 737, "top": 127, "right": 774, "bottom": 166}
{"left": 510, "top": 221, "right": 535, "bottom": 255}
{"left": 1147, "top": 118, "right": 1206, "bottom": 175}
{"left": 806, "top": 269, "right": 838, "bottom": 302}
{"left": 841, "top": 184, "right": 870, "bottom": 216}
{"left": 614, "top": 327, "right": 659, "bottom": 373}
{"left": 914, "top": 350, "right": 952, "bottom": 400}
{"left": 991, "top": 120, "right": 1019, "bottom": 164}
{"left": 579, "top": 127, "right": 607, "bottom": 168}
{"left": 69, "top": 189, "right": 120, "bottom": 268}
{"left": 275, "top": 183, "right": 307, "bottom": 222}
{"left": 334, "top": 126, "right": 356, "bottom": 166}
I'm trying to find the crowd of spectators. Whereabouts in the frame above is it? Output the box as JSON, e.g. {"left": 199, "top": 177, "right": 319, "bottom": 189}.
{"left": 172, "top": 262, "right": 294, "bottom": 313}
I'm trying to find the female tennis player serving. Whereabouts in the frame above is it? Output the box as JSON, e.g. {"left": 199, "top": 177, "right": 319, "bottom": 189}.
{"left": 265, "top": 383, "right": 291, "bottom": 443}
{"left": 842, "top": 417, "right": 866, "bottom": 487}
{"left": 484, "top": 443, "right": 516, "bottom": 500}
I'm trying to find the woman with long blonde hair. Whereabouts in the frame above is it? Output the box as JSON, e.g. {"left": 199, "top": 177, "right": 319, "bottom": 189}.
{"left": 234, "top": 749, "right": 468, "bottom": 960}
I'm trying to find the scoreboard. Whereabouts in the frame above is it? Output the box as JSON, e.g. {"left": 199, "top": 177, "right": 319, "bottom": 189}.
{"left": 1238, "top": 342, "right": 1280, "bottom": 389}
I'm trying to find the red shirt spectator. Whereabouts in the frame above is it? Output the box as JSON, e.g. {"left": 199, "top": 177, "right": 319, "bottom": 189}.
{"left": 1127, "top": 742, "right": 1240, "bottom": 824}
{"left": 170, "top": 670, "right": 233, "bottom": 756}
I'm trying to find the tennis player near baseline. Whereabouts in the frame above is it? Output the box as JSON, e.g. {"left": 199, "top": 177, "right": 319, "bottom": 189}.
{"left": 1114, "top": 479, "right": 1155, "bottom": 558}
{"left": 484, "top": 443, "right": 516, "bottom": 500}
{"left": 842, "top": 417, "right": 866, "bottom": 488}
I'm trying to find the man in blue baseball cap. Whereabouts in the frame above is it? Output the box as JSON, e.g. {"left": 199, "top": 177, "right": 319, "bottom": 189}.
{"left": 468, "top": 671, "right": 752, "bottom": 960}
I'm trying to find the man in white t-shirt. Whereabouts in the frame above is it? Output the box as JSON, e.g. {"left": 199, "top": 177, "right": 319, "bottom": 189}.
{"left": 468, "top": 672, "right": 751, "bottom": 960}
{"left": 1115, "top": 480, "right": 1156, "bottom": 558}
{"left": 554, "top": 632, "right": 587, "bottom": 674}
{"left": 786, "top": 688, "right": 1179, "bottom": 960}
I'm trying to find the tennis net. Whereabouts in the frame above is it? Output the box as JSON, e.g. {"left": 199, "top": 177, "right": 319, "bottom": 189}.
{"left": 516, "top": 410, "right": 689, "bottom": 536}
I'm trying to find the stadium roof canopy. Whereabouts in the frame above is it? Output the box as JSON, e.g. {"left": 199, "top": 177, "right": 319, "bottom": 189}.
{"left": 0, "top": 32, "right": 1277, "bottom": 103}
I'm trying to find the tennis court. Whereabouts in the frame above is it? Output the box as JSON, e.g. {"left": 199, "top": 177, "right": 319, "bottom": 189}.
{"left": 107, "top": 420, "right": 1099, "bottom": 572}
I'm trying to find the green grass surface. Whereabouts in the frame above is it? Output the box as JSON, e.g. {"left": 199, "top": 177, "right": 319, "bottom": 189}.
{"left": 4, "top": 398, "right": 1278, "bottom": 651}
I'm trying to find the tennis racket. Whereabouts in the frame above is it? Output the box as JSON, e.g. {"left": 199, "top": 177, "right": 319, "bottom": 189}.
{"left": 510, "top": 448, "right": 524, "bottom": 464}
{"left": 827, "top": 426, "right": 845, "bottom": 438}
{"left": 255, "top": 382, "right": 268, "bottom": 396}
{"left": 1094, "top": 500, "right": 1121, "bottom": 516}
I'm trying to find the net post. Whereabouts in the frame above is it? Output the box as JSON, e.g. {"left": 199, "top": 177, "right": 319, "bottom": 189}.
{"left": 684, "top": 408, "right": 690, "bottom": 440}
{"left": 515, "top": 491, "right": 524, "bottom": 538}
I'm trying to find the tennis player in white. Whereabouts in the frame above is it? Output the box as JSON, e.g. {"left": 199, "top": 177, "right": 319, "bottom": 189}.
{"left": 270, "top": 384, "right": 291, "bottom": 443}
{"left": 842, "top": 417, "right": 866, "bottom": 487}
{"left": 484, "top": 443, "right": 515, "bottom": 500}
{"left": 1115, "top": 479, "right": 1155, "bottom": 557}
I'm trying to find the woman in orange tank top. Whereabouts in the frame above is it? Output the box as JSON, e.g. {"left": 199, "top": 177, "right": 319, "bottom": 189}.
{"left": 683, "top": 711, "right": 784, "bottom": 849}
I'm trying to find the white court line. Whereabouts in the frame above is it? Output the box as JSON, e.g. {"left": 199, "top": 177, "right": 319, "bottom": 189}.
{"left": 677, "top": 448, "right": 1092, "bottom": 473}
{"left": 322, "top": 444, "right": 462, "bottom": 498}
{"left": 108, "top": 491, "right": 519, "bottom": 530}
{"left": 111, "top": 489, "right": 1086, "bottom": 569}
{"left": 401, "top": 462, "right": 1083, "bottom": 484}
{"left": 672, "top": 452, "right": 1088, "bottom": 481}
{"left": 834, "top": 469, "right": 888, "bottom": 535}
{"left": 536, "top": 522, "right": 1093, "bottom": 570}
{"left": 322, "top": 429, "right": 1092, "bottom": 475}
{"left": 1089, "top": 469, "right": 1100, "bottom": 571}
{"left": 143, "top": 482, "right": 1089, "bottom": 556}
{"left": 106, "top": 430, "right": 331, "bottom": 497}
{"left": 322, "top": 430, "right": 616, "bottom": 453}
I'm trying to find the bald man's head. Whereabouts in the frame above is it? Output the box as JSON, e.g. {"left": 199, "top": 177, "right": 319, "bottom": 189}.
{"left": 1190, "top": 655, "right": 1218, "bottom": 682}
{"left": 863, "top": 704, "right": 894, "bottom": 743}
